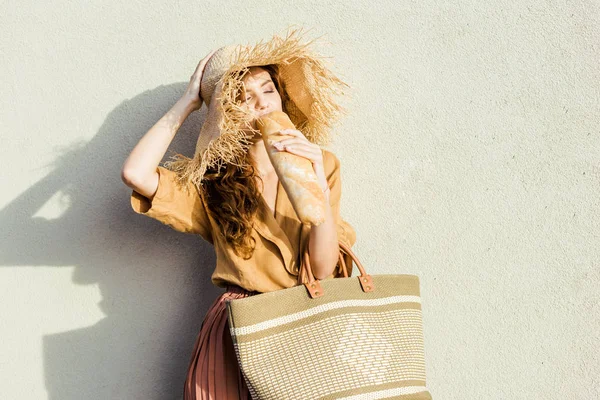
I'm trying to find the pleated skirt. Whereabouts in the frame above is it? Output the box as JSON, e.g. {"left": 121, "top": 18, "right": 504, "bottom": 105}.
{"left": 183, "top": 285, "right": 260, "bottom": 400}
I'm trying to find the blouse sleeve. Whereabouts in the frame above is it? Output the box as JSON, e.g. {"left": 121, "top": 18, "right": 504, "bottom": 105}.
{"left": 325, "top": 151, "right": 357, "bottom": 250}
{"left": 130, "top": 166, "right": 213, "bottom": 243}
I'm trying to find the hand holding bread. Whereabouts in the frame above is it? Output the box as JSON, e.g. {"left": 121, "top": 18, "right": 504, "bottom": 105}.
{"left": 256, "top": 111, "right": 328, "bottom": 226}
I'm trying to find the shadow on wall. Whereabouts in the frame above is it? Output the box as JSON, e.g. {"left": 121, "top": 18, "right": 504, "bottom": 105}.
{"left": 0, "top": 82, "right": 223, "bottom": 399}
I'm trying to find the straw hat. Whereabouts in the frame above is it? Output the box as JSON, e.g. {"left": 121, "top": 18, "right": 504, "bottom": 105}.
{"left": 163, "top": 26, "right": 351, "bottom": 190}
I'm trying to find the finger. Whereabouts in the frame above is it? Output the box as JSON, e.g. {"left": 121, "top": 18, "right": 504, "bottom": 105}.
{"left": 273, "top": 136, "right": 314, "bottom": 146}
{"left": 194, "top": 57, "right": 207, "bottom": 73}
{"left": 273, "top": 138, "right": 302, "bottom": 147}
{"left": 277, "top": 143, "right": 320, "bottom": 161}
{"left": 275, "top": 142, "right": 319, "bottom": 156}
{"left": 274, "top": 140, "right": 318, "bottom": 152}
{"left": 203, "top": 49, "right": 217, "bottom": 65}
{"left": 279, "top": 128, "right": 306, "bottom": 138}
{"left": 194, "top": 49, "right": 217, "bottom": 74}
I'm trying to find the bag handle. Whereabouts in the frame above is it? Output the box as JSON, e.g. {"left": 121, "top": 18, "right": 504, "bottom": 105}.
{"left": 298, "top": 240, "right": 375, "bottom": 299}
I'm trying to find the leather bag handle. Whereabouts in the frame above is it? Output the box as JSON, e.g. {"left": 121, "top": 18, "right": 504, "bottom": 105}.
{"left": 298, "top": 240, "right": 374, "bottom": 298}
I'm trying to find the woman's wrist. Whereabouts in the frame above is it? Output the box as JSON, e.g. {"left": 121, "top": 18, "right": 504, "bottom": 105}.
{"left": 176, "top": 96, "right": 201, "bottom": 114}
{"left": 318, "top": 176, "right": 330, "bottom": 199}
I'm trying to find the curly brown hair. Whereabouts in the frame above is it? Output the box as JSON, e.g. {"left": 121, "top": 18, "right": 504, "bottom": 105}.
{"left": 201, "top": 64, "right": 289, "bottom": 260}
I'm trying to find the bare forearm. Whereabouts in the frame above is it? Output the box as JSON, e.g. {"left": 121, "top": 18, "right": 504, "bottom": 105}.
{"left": 122, "top": 98, "right": 196, "bottom": 180}
{"left": 308, "top": 192, "right": 339, "bottom": 280}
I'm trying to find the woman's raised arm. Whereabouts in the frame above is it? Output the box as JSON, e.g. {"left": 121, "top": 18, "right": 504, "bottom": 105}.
{"left": 121, "top": 49, "right": 216, "bottom": 199}
{"left": 121, "top": 98, "right": 196, "bottom": 199}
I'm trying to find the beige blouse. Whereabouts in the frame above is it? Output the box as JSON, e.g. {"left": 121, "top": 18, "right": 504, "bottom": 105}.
{"left": 130, "top": 148, "right": 357, "bottom": 293}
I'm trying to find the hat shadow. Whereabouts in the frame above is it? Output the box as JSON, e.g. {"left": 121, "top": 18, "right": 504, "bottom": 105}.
{"left": 0, "top": 83, "right": 225, "bottom": 399}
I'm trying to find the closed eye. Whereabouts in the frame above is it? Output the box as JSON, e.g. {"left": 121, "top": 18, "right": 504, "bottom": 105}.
{"left": 246, "top": 90, "right": 275, "bottom": 101}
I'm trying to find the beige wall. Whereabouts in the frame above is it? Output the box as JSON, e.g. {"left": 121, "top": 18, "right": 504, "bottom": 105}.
{"left": 2, "top": 1, "right": 599, "bottom": 399}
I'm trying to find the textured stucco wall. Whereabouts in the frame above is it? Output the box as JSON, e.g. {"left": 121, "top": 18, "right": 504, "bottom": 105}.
{"left": 1, "top": 1, "right": 599, "bottom": 399}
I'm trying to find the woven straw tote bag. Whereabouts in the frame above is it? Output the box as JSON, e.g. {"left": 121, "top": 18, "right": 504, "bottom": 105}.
{"left": 225, "top": 241, "right": 432, "bottom": 399}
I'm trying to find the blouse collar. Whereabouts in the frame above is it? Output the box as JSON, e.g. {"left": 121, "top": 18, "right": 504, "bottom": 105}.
{"left": 254, "top": 179, "right": 303, "bottom": 276}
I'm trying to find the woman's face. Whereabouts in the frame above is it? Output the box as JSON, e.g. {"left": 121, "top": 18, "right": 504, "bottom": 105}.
{"left": 240, "top": 67, "right": 283, "bottom": 133}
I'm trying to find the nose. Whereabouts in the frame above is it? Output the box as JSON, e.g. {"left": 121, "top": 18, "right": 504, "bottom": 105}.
{"left": 255, "top": 95, "right": 270, "bottom": 113}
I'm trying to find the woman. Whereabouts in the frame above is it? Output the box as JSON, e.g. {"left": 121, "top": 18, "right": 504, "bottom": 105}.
{"left": 122, "top": 29, "right": 356, "bottom": 399}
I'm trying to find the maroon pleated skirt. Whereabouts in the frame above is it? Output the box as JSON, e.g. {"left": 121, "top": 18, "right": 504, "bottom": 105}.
{"left": 183, "top": 285, "right": 260, "bottom": 400}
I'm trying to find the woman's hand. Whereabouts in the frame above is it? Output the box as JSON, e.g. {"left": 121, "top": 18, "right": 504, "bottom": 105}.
{"left": 180, "top": 49, "right": 218, "bottom": 112}
{"left": 269, "top": 129, "right": 328, "bottom": 191}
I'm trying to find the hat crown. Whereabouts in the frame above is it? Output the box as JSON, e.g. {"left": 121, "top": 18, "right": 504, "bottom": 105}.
{"left": 200, "top": 45, "right": 238, "bottom": 106}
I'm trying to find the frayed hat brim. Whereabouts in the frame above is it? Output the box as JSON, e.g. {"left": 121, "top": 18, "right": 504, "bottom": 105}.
{"left": 164, "top": 25, "right": 350, "bottom": 191}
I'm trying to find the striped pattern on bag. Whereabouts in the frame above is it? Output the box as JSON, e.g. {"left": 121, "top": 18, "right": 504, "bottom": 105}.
{"left": 226, "top": 274, "right": 432, "bottom": 400}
